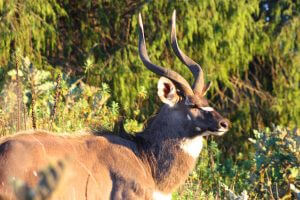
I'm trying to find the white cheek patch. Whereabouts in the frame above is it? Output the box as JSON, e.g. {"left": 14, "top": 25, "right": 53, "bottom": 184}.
{"left": 187, "top": 114, "right": 191, "bottom": 121}
{"left": 152, "top": 191, "right": 172, "bottom": 200}
{"left": 180, "top": 136, "right": 203, "bottom": 159}
{"left": 200, "top": 106, "right": 214, "bottom": 112}
{"left": 195, "top": 127, "right": 201, "bottom": 131}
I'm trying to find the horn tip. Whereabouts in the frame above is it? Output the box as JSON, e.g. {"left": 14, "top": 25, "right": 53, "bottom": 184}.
{"left": 172, "top": 10, "right": 177, "bottom": 30}
{"left": 172, "top": 10, "right": 176, "bottom": 21}
{"left": 171, "top": 11, "right": 176, "bottom": 38}
{"left": 138, "top": 13, "right": 143, "bottom": 28}
{"left": 138, "top": 13, "right": 145, "bottom": 36}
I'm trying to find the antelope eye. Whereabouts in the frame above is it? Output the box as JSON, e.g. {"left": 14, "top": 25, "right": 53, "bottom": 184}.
{"left": 188, "top": 104, "right": 198, "bottom": 109}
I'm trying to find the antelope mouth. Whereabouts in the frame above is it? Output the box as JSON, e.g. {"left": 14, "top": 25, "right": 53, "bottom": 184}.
{"left": 200, "top": 128, "right": 228, "bottom": 136}
{"left": 213, "top": 127, "right": 229, "bottom": 136}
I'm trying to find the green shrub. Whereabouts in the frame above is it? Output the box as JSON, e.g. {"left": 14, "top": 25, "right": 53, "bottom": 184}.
{"left": 250, "top": 125, "right": 299, "bottom": 199}
{"left": 0, "top": 57, "right": 123, "bottom": 135}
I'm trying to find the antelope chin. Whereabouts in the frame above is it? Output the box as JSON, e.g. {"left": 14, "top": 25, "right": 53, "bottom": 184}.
{"left": 200, "top": 129, "right": 228, "bottom": 136}
{"left": 212, "top": 131, "right": 227, "bottom": 136}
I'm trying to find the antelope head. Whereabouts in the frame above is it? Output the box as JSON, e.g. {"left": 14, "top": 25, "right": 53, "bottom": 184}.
{"left": 138, "top": 11, "right": 230, "bottom": 138}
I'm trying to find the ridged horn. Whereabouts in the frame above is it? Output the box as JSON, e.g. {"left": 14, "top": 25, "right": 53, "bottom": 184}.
{"left": 171, "top": 10, "right": 205, "bottom": 96}
{"left": 138, "top": 13, "right": 194, "bottom": 97}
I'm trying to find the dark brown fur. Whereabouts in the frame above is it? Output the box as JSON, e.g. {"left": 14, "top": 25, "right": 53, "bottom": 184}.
{"left": 0, "top": 102, "right": 222, "bottom": 199}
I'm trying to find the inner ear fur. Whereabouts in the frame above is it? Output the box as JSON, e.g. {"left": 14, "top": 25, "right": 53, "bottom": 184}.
{"left": 157, "top": 77, "right": 179, "bottom": 106}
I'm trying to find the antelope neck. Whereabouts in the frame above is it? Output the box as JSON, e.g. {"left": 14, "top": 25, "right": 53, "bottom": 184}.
{"left": 137, "top": 130, "right": 201, "bottom": 193}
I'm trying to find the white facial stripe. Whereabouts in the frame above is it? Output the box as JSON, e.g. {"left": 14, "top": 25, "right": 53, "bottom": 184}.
{"left": 180, "top": 136, "right": 203, "bottom": 159}
{"left": 187, "top": 114, "right": 191, "bottom": 121}
{"left": 200, "top": 107, "right": 214, "bottom": 112}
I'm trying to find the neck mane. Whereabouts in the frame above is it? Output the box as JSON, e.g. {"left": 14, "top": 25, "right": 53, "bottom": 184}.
{"left": 134, "top": 111, "right": 203, "bottom": 194}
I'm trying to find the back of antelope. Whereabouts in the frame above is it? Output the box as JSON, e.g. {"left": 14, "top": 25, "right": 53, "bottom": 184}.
{"left": 0, "top": 10, "right": 230, "bottom": 200}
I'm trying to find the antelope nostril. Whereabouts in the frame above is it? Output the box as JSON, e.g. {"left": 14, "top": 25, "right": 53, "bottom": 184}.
{"left": 219, "top": 120, "right": 229, "bottom": 129}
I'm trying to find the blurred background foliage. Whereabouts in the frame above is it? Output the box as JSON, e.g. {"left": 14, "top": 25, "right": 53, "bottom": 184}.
{"left": 0, "top": 0, "right": 299, "bottom": 199}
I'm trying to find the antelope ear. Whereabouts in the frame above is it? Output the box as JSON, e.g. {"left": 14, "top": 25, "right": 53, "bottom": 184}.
{"left": 157, "top": 77, "right": 179, "bottom": 106}
{"left": 201, "top": 81, "right": 212, "bottom": 96}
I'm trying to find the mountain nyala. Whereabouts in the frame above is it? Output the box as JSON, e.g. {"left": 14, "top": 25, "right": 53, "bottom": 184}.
{"left": 0, "top": 10, "right": 230, "bottom": 200}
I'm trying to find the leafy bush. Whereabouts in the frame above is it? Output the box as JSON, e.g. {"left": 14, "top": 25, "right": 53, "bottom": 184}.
{"left": 250, "top": 126, "right": 299, "bottom": 199}
{"left": 0, "top": 56, "right": 134, "bottom": 135}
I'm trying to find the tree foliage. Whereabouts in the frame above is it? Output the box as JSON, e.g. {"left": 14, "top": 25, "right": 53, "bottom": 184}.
{"left": 0, "top": 0, "right": 66, "bottom": 67}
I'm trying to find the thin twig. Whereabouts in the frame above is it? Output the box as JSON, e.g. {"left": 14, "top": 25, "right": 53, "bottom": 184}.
{"left": 230, "top": 76, "right": 272, "bottom": 100}
{"left": 275, "top": 182, "right": 279, "bottom": 199}
{"left": 50, "top": 74, "right": 62, "bottom": 130}
{"left": 30, "top": 64, "right": 37, "bottom": 129}
{"left": 265, "top": 170, "right": 275, "bottom": 200}
{"left": 15, "top": 53, "right": 21, "bottom": 131}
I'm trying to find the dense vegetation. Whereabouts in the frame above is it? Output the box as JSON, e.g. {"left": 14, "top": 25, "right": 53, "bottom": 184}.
{"left": 0, "top": 0, "right": 299, "bottom": 199}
